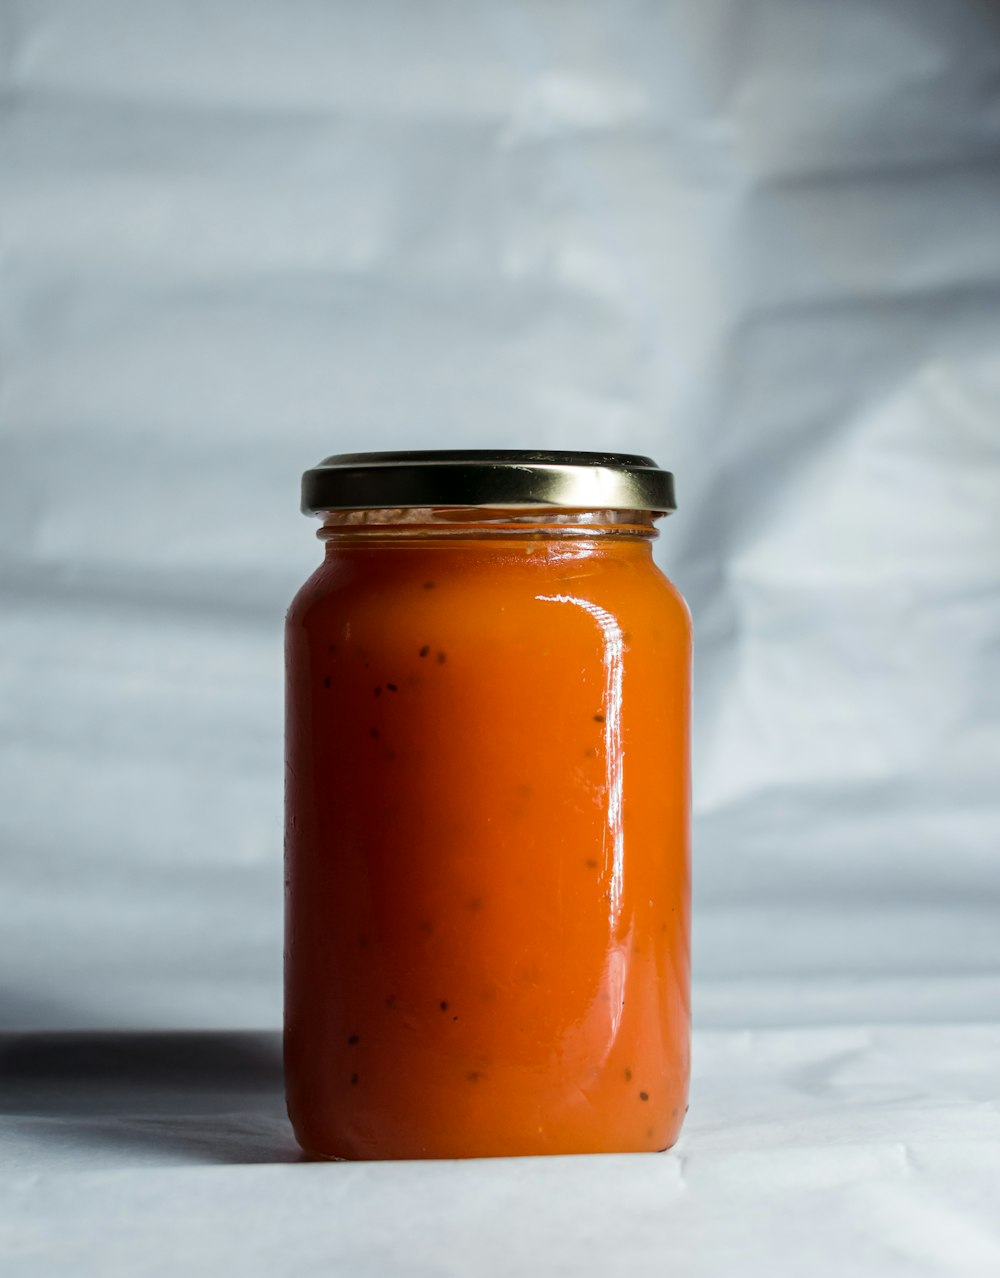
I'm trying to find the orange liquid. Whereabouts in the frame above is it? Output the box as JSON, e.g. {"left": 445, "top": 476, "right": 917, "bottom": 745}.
{"left": 284, "top": 525, "right": 691, "bottom": 1159}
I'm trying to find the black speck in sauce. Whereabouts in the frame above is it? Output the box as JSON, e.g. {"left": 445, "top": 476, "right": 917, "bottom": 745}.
{"left": 646, "top": 1126, "right": 654, "bottom": 1139}
{"left": 439, "top": 1000, "right": 449, "bottom": 1012}
{"left": 468, "top": 897, "right": 484, "bottom": 912}
{"left": 374, "top": 686, "right": 382, "bottom": 697}
{"left": 584, "top": 859, "right": 599, "bottom": 870}
{"left": 386, "top": 682, "right": 398, "bottom": 692}
{"left": 419, "top": 645, "right": 430, "bottom": 658}
{"left": 467, "top": 1071, "right": 480, "bottom": 1083}
{"left": 347, "top": 1034, "right": 360, "bottom": 1046}
{"left": 624, "top": 1068, "right": 633, "bottom": 1082}
{"left": 593, "top": 712, "right": 605, "bottom": 723}
{"left": 324, "top": 676, "right": 331, "bottom": 688}
{"left": 369, "top": 727, "right": 379, "bottom": 740}
{"left": 423, "top": 581, "right": 435, "bottom": 590}
{"left": 350, "top": 1073, "right": 359, "bottom": 1085}
{"left": 583, "top": 747, "right": 597, "bottom": 758}
{"left": 436, "top": 651, "right": 447, "bottom": 664}
{"left": 639, "top": 1091, "right": 649, "bottom": 1102}
{"left": 452, "top": 1015, "right": 459, "bottom": 1022}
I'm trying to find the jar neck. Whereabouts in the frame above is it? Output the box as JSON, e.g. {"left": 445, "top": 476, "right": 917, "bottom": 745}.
{"left": 318, "top": 508, "right": 660, "bottom": 547}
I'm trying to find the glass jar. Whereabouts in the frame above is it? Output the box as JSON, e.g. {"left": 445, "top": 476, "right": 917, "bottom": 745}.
{"left": 285, "top": 451, "right": 691, "bottom": 1159}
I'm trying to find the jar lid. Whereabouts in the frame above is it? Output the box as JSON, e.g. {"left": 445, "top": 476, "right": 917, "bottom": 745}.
{"left": 301, "top": 450, "right": 676, "bottom": 515}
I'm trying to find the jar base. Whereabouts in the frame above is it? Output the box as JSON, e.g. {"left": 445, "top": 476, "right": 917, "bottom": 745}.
{"left": 292, "top": 1123, "right": 684, "bottom": 1162}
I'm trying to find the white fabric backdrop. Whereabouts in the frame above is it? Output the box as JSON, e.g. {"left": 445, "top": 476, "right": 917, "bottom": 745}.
{"left": 1, "top": 1, "right": 999, "bottom": 1273}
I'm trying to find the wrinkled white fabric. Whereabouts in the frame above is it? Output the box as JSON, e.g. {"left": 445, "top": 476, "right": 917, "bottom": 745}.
{"left": 3, "top": 1027, "right": 1000, "bottom": 1277}
{"left": 1, "top": 1, "right": 999, "bottom": 1274}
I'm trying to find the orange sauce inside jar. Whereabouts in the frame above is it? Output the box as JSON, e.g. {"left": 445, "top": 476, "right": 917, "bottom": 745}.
{"left": 285, "top": 471, "right": 690, "bottom": 1160}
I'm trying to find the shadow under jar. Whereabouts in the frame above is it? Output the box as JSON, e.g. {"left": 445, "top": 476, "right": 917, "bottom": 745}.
{"left": 284, "top": 451, "right": 691, "bottom": 1159}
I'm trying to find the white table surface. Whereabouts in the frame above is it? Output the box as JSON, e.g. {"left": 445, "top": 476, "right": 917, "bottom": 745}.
{"left": 4, "top": 1018, "right": 1000, "bottom": 1277}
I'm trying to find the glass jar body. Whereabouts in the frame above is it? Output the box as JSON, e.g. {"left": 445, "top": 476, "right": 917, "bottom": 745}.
{"left": 284, "top": 511, "right": 691, "bottom": 1159}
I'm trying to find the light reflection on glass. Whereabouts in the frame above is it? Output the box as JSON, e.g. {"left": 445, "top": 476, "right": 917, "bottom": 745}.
{"left": 536, "top": 593, "right": 626, "bottom": 933}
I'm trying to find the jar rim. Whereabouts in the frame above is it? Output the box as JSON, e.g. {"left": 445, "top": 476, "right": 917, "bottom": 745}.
{"left": 301, "top": 450, "right": 676, "bottom": 516}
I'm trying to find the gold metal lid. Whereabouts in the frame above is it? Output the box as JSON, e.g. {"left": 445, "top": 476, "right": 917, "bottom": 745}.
{"left": 301, "top": 450, "right": 676, "bottom": 515}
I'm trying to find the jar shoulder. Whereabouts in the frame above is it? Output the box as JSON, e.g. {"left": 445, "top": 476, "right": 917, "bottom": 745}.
{"left": 286, "top": 549, "right": 690, "bottom": 649}
{"left": 285, "top": 559, "right": 341, "bottom": 631}
{"left": 647, "top": 562, "right": 692, "bottom": 643}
